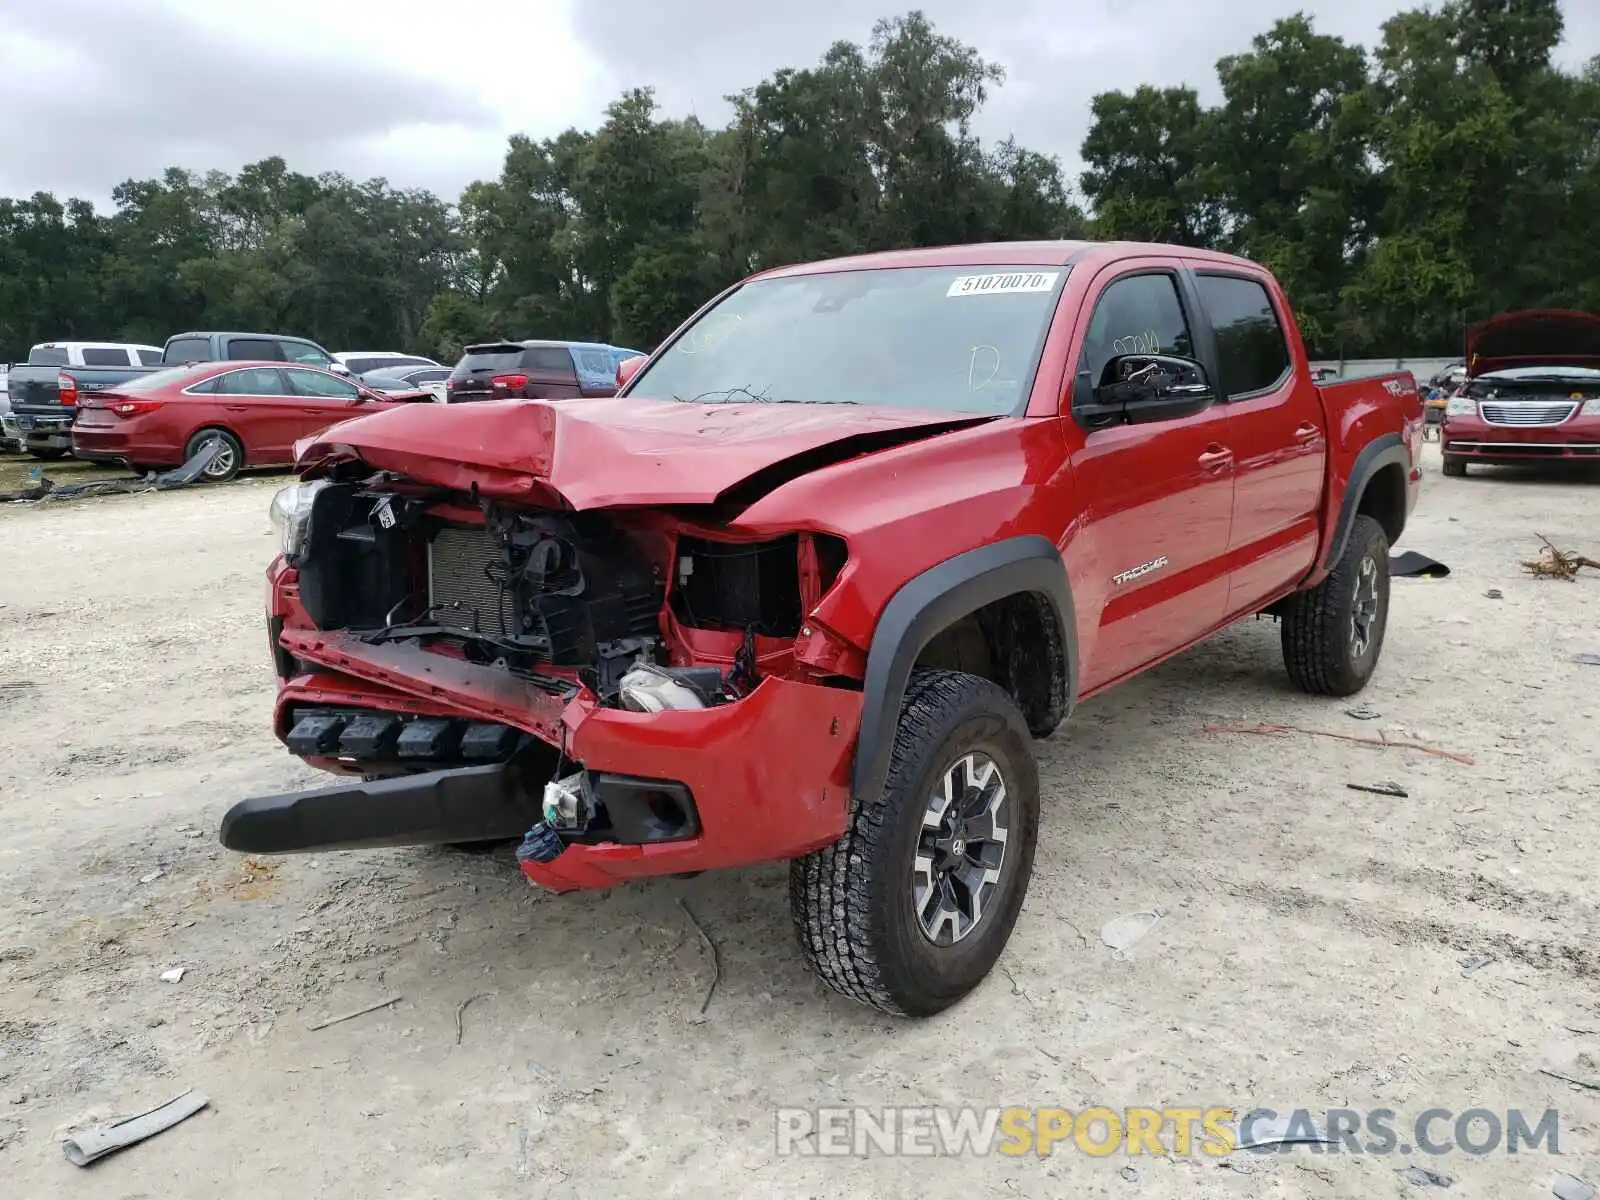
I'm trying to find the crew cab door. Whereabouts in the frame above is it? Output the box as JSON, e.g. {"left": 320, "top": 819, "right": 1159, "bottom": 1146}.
{"left": 1061, "top": 261, "right": 1236, "bottom": 689}
{"left": 1184, "top": 268, "right": 1327, "bottom": 614}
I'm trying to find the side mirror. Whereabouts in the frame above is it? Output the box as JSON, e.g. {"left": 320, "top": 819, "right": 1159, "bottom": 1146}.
{"left": 616, "top": 355, "right": 647, "bottom": 390}
{"left": 1076, "top": 353, "right": 1215, "bottom": 430}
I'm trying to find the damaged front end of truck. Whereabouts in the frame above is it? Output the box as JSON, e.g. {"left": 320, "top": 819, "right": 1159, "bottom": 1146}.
{"left": 223, "top": 396, "right": 989, "bottom": 891}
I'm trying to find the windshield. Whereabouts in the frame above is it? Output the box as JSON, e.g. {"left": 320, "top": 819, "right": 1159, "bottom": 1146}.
{"left": 628, "top": 265, "right": 1070, "bottom": 414}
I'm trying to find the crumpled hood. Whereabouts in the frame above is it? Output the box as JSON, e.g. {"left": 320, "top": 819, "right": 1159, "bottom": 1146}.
{"left": 1466, "top": 309, "right": 1600, "bottom": 377}
{"left": 295, "top": 396, "right": 997, "bottom": 509}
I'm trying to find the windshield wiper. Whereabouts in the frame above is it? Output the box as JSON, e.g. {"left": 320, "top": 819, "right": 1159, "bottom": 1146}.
{"left": 674, "top": 386, "right": 775, "bottom": 404}
{"left": 671, "top": 387, "right": 860, "bottom": 405}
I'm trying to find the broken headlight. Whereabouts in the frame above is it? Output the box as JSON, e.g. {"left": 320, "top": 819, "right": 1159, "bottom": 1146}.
{"left": 269, "top": 479, "right": 330, "bottom": 559}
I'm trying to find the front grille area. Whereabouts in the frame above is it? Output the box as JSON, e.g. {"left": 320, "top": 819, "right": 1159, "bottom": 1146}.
{"left": 427, "top": 525, "right": 508, "bottom": 632}
{"left": 1478, "top": 401, "right": 1578, "bottom": 427}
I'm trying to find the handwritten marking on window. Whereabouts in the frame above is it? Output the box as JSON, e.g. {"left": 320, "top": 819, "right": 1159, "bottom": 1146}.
{"left": 1111, "top": 330, "right": 1161, "bottom": 355}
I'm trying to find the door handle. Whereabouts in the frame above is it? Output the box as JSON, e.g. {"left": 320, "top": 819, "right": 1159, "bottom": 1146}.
{"left": 1197, "top": 445, "right": 1233, "bottom": 471}
{"left": 1294, "top": 422, "right": 1321, "bottom": 443}
{"left": 224, "top": 405, "right": 248, "bottom": 413}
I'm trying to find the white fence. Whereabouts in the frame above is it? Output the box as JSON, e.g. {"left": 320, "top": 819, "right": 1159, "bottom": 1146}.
{"left": 1308, "top": 356, "right": 1459, "bottom": 383}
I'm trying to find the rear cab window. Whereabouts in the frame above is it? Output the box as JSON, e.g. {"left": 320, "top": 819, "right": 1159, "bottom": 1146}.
{"left": 164, "top": 337, "right": 211, "bottom": 364}
{"left": 28, "top": 346, "right": 69, "bottom": 366}
{"left": 80, "top": 347, "right": 133, "bottom": 366}
{"left": 1194, "top": 274, "right": 1292, "bottom": 397}
{"left": 227, "top": 338, "right": 285, "bottom": 361}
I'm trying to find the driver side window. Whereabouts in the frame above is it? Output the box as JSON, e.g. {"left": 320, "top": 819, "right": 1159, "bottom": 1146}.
{"left": 1078, "top": 273, "right": 1195, "bottom": 394}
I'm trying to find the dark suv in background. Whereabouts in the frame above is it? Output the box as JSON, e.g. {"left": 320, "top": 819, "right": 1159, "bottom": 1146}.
{"left": 446, "top": 340, "right": 646, "bottom": 401}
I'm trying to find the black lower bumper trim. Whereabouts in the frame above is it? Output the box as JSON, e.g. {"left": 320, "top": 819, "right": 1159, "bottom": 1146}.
{"left": 220, "top": 760, "right": 545, "bottom": 854}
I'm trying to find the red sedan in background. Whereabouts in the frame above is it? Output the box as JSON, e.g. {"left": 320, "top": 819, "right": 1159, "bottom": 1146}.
{"left": 72, "top": 361, "right": 434, "bottom": 481}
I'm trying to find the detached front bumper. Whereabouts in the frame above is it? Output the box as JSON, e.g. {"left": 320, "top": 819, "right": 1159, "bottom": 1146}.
{"left": 1442, "top": 414, "right": 1600, "bottom": 462}
{"left": 235, "top": 622, "right": 864, "bottom": 891}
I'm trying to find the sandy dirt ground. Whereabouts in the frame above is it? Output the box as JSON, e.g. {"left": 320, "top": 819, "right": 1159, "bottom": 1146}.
{"left": 1, "top": 446, "right": 1597, "bottom": 1199}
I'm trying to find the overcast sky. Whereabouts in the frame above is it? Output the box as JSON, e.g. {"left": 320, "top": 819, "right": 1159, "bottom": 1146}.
{"left": 2, "top": 0, "right": 1597, "bottom": 209}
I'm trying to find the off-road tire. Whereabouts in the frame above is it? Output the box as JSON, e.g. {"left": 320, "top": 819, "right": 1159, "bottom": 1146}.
{"left": 1281, "top": 514, "right": 1392, "bottom": 696}
{"left": 1441, "top": 454, "right": 1466, "bottom": 478}
{"left": 789, "top": 668, "right": 1040, "bottom": 1017}
{"left": 185, "top": 427, "right": 244, "bottom": 482}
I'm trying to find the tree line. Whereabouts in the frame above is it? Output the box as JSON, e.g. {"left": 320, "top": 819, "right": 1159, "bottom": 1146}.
{"left": 1, "top": 2, "right": 1594, "bottom": 364}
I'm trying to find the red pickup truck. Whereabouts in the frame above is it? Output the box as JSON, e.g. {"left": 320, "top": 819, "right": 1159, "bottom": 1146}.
{"left": 224, "top": 241, "right": 1424, "bottom": 1017}
{"left": 1441, "top": 308, "right": 1600, "bottom": 475}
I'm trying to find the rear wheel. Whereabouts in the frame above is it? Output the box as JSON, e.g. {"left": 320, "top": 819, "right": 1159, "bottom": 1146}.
{"left": 185, "top": 428, "right": 244, "bottom": 482}
{"left": 789, "top": 669, "right": 1039, "bottom": 1017}
{"left": 1281, "top": 514, "right": 1391, "bottom": 696}
{"left": 1441, "top": 453, "right": 1466, "bottom": 477}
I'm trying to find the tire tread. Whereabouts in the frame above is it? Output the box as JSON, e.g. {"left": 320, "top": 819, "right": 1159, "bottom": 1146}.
{"left": 790, "top": 669, "right": 1032, "bottom": 1016}
{"left": 1281, "top": 514, "right": 1389, "bottom": 696}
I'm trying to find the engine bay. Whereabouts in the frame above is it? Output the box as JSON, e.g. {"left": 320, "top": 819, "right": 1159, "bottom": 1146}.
{"left": 287, "top": 479, "right": 848, "bottom": 715}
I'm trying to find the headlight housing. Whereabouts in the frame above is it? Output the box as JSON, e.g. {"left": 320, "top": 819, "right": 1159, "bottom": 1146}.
{"left": 269, "top": 480, "right": 329, "bottom": 560}
{"left": 1581, "top": 399, "right": 1600, "bottom": 417}
{"left": 1445, "top": 395, "right": 1475, "bottom": 416}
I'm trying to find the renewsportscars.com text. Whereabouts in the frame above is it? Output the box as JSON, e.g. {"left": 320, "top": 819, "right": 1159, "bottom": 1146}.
{"left": 774, "top": 1106, "right": 1563, "bottom": 1158}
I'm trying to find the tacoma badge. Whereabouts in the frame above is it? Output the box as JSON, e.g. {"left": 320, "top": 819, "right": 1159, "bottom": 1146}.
{"left": 1112, "top": 556, "right": 1169, "bottom": 586}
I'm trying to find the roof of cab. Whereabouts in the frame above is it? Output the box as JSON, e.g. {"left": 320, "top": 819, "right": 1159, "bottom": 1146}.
{"left": 751, "top": 239, "right": 1268, "bottom": 280}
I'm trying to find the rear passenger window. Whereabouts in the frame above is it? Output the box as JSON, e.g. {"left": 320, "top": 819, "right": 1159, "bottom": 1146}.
{"left": 81, "top": 347, "right": 131, "bottom": 366}
{"left": 1079, "top": 273, "right": 1195, "bottom": 388}
{"left": 1196, "top": 275, "right": 1291, "bottom": 397}
{"left": 526, "top": 347, "right": 577, "bottom": 375}
{"left": 228, "top": 339, "right": 283, "bottom": 360}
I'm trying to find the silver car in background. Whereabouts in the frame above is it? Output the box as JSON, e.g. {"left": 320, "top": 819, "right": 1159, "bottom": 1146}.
{"left": 358, "top": 366, "right": 450, "bottom": 403}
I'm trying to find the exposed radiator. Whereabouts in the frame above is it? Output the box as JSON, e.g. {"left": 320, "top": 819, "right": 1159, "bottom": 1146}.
{"left": 427, "top": 525, "right": 508, "bottom": 633}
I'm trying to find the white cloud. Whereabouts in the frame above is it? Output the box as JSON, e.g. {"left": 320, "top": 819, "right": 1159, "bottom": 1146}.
{"left": 1, "top": 0, "right": 1596, "bottom": 206}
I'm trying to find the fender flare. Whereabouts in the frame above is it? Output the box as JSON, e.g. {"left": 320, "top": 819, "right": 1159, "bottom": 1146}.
{"left": 1322, "top": 432, "right": 1409, "bottom": 571}
{"left": 851, "top": 535, "right": 1078, "bottom": 807}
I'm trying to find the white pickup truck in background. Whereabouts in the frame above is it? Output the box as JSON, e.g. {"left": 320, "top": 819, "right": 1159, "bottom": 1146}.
{"left": 3, "top": 341, "right": 165, "bottom": 457}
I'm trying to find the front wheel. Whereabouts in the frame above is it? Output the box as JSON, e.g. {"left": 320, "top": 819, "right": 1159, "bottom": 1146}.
{"left": 1281, "top": 514, "right": 1392, "bottom": 696}
{"left": 1441, "top": 453, "right": 1466, "bottom": 477}
{"left": 789, "top": 669, "right": 1039, "bottom": 1017}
